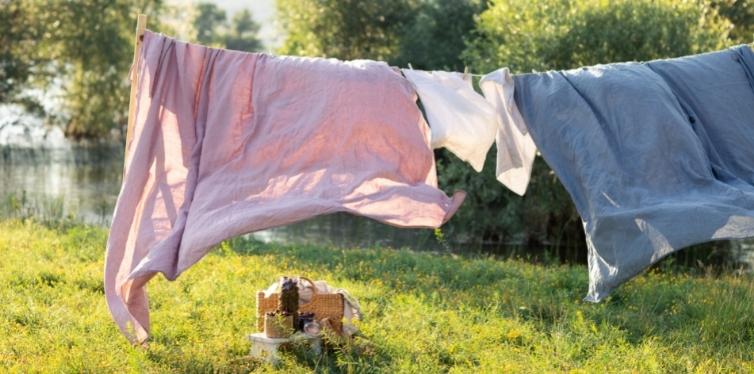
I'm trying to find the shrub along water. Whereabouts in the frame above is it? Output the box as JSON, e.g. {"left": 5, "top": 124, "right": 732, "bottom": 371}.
{"left": 0, "top": 219, "right": 752, "bottom": 372}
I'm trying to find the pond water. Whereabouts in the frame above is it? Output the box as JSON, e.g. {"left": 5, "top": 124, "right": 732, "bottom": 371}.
{"left": 1, "top": 139, "right": 752, "bottom": 271}
{"left": 0, "top": 145, "right": 121, "bottom": 225}
{"left": 0, "top": 143, "right": 448, "bottom": 250}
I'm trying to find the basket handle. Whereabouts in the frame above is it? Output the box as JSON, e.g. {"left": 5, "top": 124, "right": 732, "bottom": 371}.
{"left": 297, "top": 276, "right": 318, "bottom": 295}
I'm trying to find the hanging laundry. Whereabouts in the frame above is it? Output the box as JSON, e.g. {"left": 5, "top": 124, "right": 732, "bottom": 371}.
{"left": 480, "top": 68, "right": 537, "bottom": 196}
{"left": 401, "top": 69, "right": 498, "bottom": 172}
{"left": 402, "top": 68, "right": 537, "bottom": 195}
{"left": 513, "top": 45, "right": 754, "bottom": 302}
{"left": 106, "top": 31, "right": 465, "bottom": 343}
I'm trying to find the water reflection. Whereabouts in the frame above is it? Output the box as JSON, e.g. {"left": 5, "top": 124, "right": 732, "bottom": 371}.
{"left": 1, "top": 145, "right": 122, "bottom": 225}
{"left": 1, "top": 144, "right": 752, "bottom": 272}
{"left": 0, "top": 144, "right": 445, "bottom": 249}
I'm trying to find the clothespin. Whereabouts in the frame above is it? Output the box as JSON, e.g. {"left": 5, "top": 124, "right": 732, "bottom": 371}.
{"left": 463, "top": 66, "right": 470, "bottom": 81}
{"left": 408, "top": 63, "right": 414, "bottom": 70}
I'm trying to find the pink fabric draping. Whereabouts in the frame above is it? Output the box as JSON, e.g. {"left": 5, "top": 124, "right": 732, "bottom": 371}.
{"left": 105, "top": 31, "right": 465, "bottom": 343}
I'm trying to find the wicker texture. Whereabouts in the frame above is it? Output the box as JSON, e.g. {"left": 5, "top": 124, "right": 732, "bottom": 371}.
{"left": 264, "top": 314, "right": 293, "bottom": 338}
{"left": 257, "top": 277, "right": 344, "bottom": 333}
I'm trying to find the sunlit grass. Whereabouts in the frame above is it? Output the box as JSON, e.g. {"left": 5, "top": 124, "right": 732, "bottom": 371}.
{"left": 0, "top": 219, "right": 752, "bottom": 373}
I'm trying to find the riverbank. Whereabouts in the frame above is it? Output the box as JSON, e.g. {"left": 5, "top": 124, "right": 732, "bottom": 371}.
{"left": 0, "top": 219, "right": 752, "bottom": 372}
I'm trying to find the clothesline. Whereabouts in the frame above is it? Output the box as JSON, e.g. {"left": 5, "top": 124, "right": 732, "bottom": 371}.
{"left": 406, "top": 62, "right": 485, "bottom": 77}
{"left": 111, "top": 14, "right": 754, "bottom": 345}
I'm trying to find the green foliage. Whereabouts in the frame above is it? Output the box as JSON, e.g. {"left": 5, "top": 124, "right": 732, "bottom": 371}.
{"left": 225, "top": 9, "right": 263, "bottom": 52}
{"left": 713, "top": 0, "right": 754, "bottom": 43}
{"left": 438, "top": 0, "right": 735, "bottom": 248}
{"left": 57, "top": 2, "right": 132, "bottom": 139}
{"left": 0, "top": 0, "right": 166, "bottom": 139}
{"left": 277, "top": 0, "right": 420, "bottom": 61}
{"left": 393, "top": 0, "right": 487, "bottom": 70}
{"left": 465, "top": 0, "right": 732, "bottom": 72}
{"left": 277, "top": 0, "right": 484, "bottom": 69}
{"left": 194, "top": 2, "right": 227, "bottom": 45}
{"left": 0, "top": 219, "right": 752, "bottom": 372}
{"left": 0, "top": 1, "right": 262, "bottom": 140}
{"left": 0, "top": 1, "right": 43, "bottom": 104}
{"left": 191, "top": 4, "right": 264, "bottom": 52}
{"left": 1, "top": 191, "right": 77, "bottom": 229}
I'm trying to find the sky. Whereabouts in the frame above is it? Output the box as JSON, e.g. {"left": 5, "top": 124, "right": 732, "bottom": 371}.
{"left": 212, "top": 0, "right": 279, "bottom": 48}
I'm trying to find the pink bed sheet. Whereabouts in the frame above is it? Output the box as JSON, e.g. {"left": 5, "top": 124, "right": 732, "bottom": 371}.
{"left": 105, "top": 31, "right": 465, "bottom": 343}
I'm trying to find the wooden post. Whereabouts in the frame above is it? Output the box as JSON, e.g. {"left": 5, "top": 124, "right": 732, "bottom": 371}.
{"left": 125, "top": 14, "right": 147, "bottom": 165}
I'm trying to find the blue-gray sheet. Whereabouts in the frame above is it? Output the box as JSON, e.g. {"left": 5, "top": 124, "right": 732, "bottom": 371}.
{"left": 513, "top": 45, "right": 754, "bottom": 301}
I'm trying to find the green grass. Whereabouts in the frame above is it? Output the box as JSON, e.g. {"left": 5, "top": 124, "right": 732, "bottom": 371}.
{"left": 0, "top": 219, "right": 752, "bottom": 373}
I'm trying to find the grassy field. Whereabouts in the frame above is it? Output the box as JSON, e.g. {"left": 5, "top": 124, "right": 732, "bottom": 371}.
{"left": 0, "top": 219, "right": 752, "bottom": 373}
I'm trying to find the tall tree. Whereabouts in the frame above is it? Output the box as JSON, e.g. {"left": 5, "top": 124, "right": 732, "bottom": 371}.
{"left": 1, "top": 1, "right": 264, "bottom": 140}
{"left": 0, "top": 2, "right": 41, "bottom": 105}
{"left": 712, "top": 0, "right": 754, "bottom": 43}
{"left": 194, "top": 2, "right": 227, "bottom": 46}
{"left": 277, "top": 0, "right": 486, "bottom": 68}
{"left": 38, "top": 1, "right": 165, "bottom": 138}
{"left": 0, "top": 0, "right": 166, "bottom": 139}
{"left": 277, "top": 0, "right": 419, "bottom": 62}
{"left": 224, "top": 9, "right": 263, "bottom": 52}
{"left": 395, "top": 0, "right": 486, "bottom": 70}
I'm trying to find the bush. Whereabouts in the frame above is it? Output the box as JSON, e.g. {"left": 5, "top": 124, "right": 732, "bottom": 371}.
{"left": 464, "top": 0, "right": 732, "bottom": 72}
{"left": 439, "top": 0, "right": 734, "bottom": 250}
{"left": 276, "top": 0, "right": 486, "bottom": 70}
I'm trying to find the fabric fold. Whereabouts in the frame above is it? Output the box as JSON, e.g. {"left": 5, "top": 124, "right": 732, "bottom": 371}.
{"left": 480, "top": 68, "right": 537, "bottom": 196}
{"left": 401, "top": 69, "right": 498, "bottom": 172}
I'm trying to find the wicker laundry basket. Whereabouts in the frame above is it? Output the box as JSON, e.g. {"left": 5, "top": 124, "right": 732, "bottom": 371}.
{"left": 256, "top": 277, "right": 345, "bottom": 334}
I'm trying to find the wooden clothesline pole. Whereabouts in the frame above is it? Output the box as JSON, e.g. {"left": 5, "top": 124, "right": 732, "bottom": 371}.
{"left": 125, "top": 13, "right": 147, "bottom": 166}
